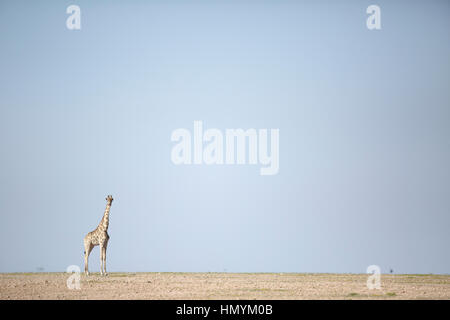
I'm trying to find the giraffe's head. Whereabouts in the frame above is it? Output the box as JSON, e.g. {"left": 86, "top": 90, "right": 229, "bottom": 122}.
{"left": 105, "top": 195, "right": 114, "bottom": 204}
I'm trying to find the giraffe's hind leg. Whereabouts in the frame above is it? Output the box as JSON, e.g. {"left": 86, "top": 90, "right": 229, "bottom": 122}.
{"left": 84, "top": 240, "right": 94, "bottom": 276}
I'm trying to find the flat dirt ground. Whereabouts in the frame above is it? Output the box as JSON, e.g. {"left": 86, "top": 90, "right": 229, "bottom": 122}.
{"left": 1, "top": 273, "right": 449, "bottom": 300}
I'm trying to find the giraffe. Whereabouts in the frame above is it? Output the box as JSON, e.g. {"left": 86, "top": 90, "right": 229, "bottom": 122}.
{"left": 83, "top": 195, "right": 113, "bottom": 276}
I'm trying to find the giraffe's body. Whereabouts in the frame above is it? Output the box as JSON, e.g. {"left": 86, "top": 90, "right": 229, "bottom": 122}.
{"left": 84, "top": 195, "right": 113, "bottom": 276}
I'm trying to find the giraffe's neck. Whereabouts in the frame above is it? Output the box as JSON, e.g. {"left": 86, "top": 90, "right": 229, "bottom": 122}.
{"left": 98, "top": 204, "right": 111, "bottom": 231}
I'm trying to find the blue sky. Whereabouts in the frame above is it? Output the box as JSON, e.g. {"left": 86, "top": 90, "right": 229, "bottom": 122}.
{"left": 0, "top": 0, "right": 449, "bottom": 274}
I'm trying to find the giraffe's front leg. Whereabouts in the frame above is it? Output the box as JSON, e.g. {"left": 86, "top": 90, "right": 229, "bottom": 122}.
{"left": 99, "top": 244, "right": 104, "bottom": 276}
{"left": 102, "top": 244, "right": 108, "bottom": 276}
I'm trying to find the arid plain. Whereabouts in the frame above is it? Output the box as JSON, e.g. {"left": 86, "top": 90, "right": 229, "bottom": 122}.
{"left": 1, "top": 273, "right": 449, "bottom": 300}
